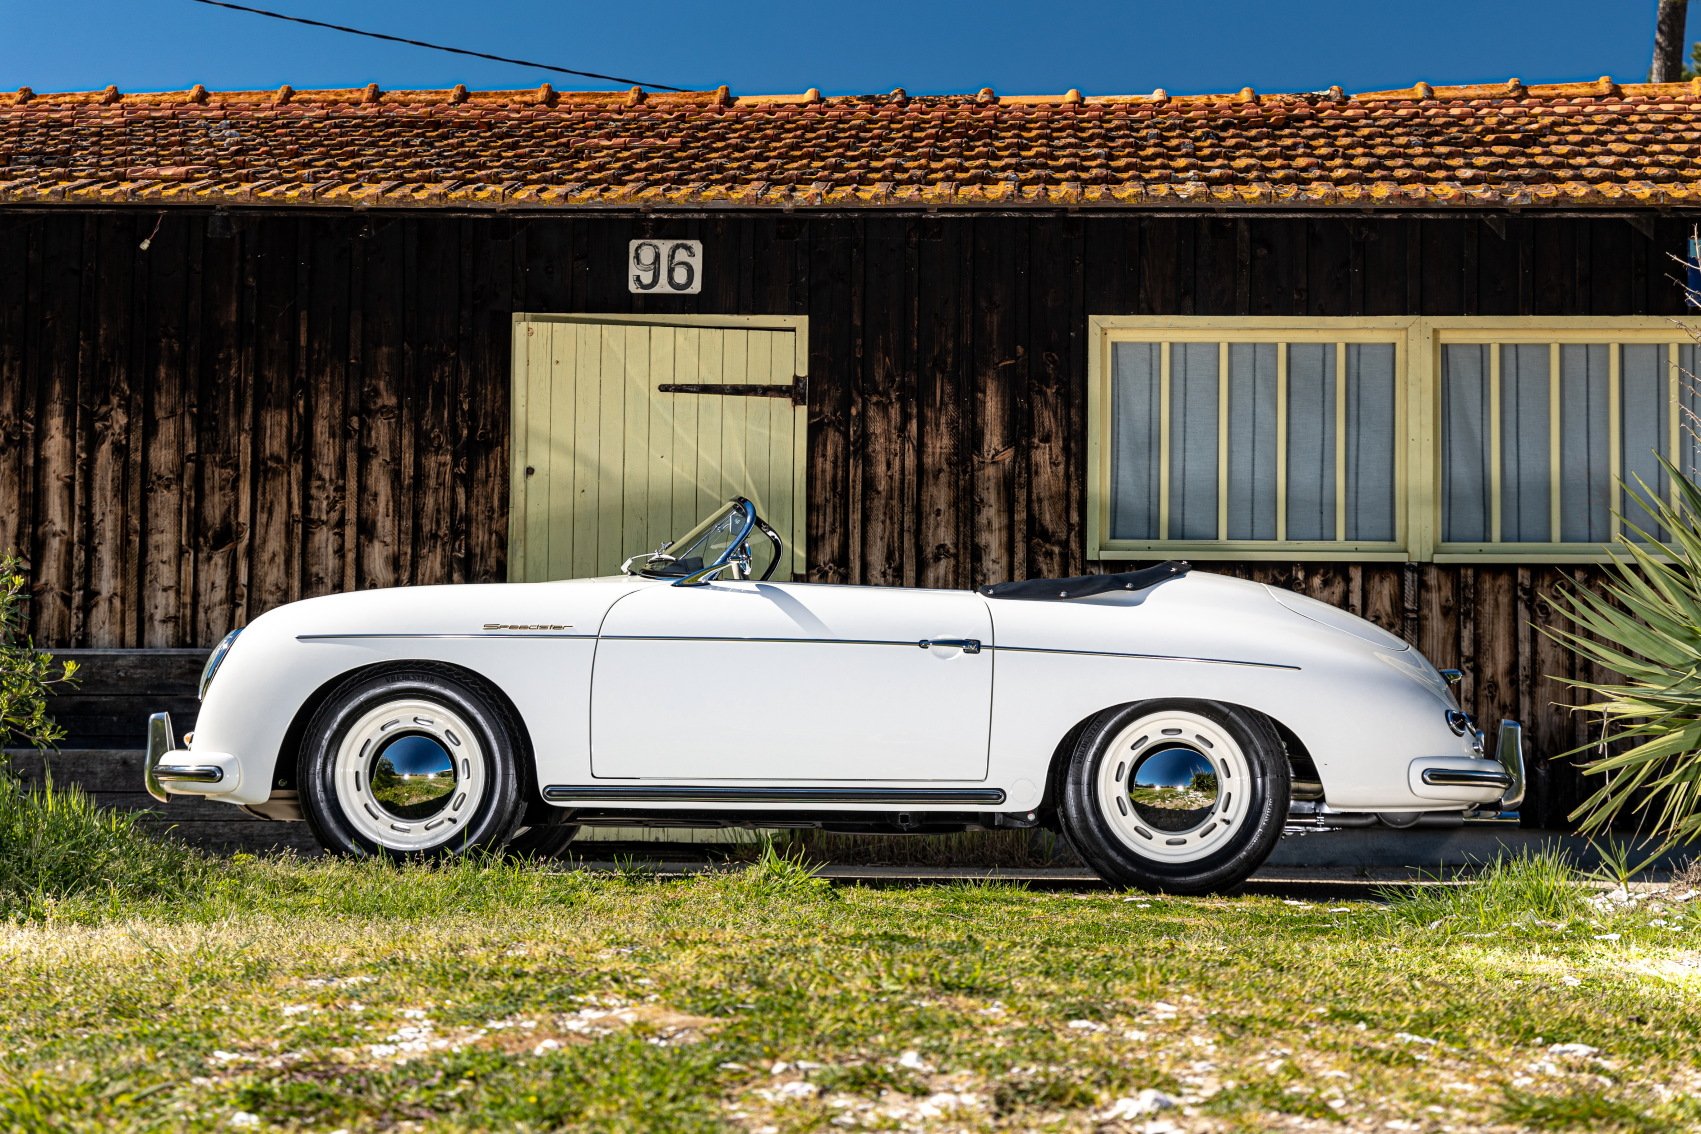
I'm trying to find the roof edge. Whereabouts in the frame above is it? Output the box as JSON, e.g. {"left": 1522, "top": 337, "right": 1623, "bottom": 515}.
{"left": 7, "top": 76, "right": 1701, "bottom": 110}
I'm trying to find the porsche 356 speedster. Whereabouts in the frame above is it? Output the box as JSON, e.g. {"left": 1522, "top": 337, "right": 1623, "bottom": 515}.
{"left": 145, "top": 497, "right": 1523, "bottom": 893}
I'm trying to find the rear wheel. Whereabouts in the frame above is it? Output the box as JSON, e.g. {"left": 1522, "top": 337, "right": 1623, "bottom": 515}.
{"left": 1057, "top": 700, "right": 1289, "bottom": 894}
{"left": 299, "top": 667, "right": 528, "bottom": 859}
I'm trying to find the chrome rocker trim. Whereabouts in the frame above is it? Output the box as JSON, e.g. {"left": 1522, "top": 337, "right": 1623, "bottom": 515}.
{"left": 145, "top": 711, "right": 223, "bottom": 802}
{"left": 1420, "top": 768, "right": 1513, "bottom": 790}
{"left": 543, "top": 784, "right": 1007, "bottom": 806}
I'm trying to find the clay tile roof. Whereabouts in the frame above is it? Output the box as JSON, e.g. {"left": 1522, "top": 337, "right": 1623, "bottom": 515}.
{"left": 2, "top": 79, "right": 1699, "bottom": 211}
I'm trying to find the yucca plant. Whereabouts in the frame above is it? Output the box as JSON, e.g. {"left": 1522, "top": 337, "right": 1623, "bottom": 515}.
{"left": 1545, "top": 459, "right": 1701, "bottom": 849}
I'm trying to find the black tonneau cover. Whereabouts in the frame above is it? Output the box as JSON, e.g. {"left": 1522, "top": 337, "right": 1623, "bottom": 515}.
{"left": 978, "top": 560, "right": 1190, "bottom": 601}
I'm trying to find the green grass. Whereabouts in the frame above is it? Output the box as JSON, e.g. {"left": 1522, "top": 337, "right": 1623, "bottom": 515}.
{"left": 1, "top": 830, "right": 1698, "bottom": 1132}
{"left": 0, "top": 775, "right": 212, "bottom": 921}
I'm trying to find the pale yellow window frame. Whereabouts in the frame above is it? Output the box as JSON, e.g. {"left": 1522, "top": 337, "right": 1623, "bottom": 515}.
{"left": 1088, "top": 316, "right": 1419, "bottom": 562}
{"left": 1088, "top": 315, "right": 1701, "bottom": 565}
{"left": 1424, "top": 317, "right": 1701, "bottom": 564}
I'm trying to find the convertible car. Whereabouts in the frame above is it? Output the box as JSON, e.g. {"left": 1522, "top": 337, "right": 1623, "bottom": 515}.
{"left": 145, "top": 497, "right": 1524, "bottom": 893}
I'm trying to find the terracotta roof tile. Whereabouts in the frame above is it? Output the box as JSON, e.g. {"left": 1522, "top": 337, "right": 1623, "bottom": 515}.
{"left": 2, "top": 80, "right": 1700, "bottom": 210}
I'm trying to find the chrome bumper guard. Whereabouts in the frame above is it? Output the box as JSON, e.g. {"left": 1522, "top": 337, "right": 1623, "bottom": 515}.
{"left": 144, "top": 711, "right": 224, "bottom": 803}
{"left": 1417, "top": 719, "right": 1526, "bottom": 810}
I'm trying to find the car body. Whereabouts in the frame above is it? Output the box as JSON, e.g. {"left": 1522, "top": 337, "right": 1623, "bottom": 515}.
{"left": 147, "top": 498, "right": 1523, "bottom": 892}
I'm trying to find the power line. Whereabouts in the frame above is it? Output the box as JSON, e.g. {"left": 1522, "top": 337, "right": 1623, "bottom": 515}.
{"left": 188, "top": 0, "right": 690, "bottom": 93}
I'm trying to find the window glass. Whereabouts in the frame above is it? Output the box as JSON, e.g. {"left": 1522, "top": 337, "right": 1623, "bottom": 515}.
{"left": 1346, "top": 344, "right": 1397, "bottom": 541}
{"left": 1559, "top": 344, "right": 1612, "bottom": 544}
{"left": 1500, "top": 344, "right": 1551, "bottom": 543}
{"left": 1226, "top": 343, "right": 1278, "bottom": 540}
{"left": 1109, "top": 342, "right": 1161, "bottom": 540}
{"left": 1621, "top": 344, "right": 1670, "bottom": 540}
{"left": 1285, "top": 344, "right": 1337, "bottom": 541}
{"left": 1168, "top": 343, "right": 1219, "bottom": 540}
{"left": 1106, "top": 336, "right": 1399, "bottom": 548}
{"left": 1441, "top": 344, "right": 1490, "bottom": 542}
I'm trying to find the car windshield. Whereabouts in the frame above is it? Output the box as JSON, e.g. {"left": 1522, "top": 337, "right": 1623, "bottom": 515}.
{"left": 625, "top": 499, "right": 782, "bottom": 584}
{"left": 636, "top": 501, "right": 750, "bottom": 578}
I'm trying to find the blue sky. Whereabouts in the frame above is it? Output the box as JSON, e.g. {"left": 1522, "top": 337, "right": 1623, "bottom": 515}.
{"left": 1, "top": 1, "right": 1697, "bottom": 98}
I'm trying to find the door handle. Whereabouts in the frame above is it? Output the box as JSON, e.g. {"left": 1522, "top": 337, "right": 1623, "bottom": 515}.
{"left": 919, "top": 638, "right": 982, "bottom": 654}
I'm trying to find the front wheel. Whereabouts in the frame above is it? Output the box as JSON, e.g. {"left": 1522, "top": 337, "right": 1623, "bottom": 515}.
{"left": 299, "top": 667, "right": 529, "bottom": 858}
{"left": 1057, "top": 700, "right": 1290, "bottom": 894}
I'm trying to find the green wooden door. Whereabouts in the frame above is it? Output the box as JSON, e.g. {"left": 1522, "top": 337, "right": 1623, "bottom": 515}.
{"left": 509, "top": 315, "right": 808, "bottom": 583}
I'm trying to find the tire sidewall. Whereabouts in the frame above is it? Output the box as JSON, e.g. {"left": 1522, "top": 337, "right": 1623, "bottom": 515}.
{"left": 299, "top": 667, "right": 527, "bottom": 859}
{"left": 1059, "top": 699, "right": 1290, "bottom": 894}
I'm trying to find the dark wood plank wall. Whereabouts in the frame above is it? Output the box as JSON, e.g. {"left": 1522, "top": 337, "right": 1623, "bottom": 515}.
{"left": 1, "top": 209, "right": 1695, "bottom": 826}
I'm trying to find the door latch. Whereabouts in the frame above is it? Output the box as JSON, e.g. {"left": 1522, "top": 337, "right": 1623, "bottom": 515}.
{"left": 918, "top": 638, "right": 982, "bottom": 654}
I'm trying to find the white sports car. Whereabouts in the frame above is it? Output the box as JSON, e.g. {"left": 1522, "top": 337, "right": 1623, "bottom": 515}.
{"left": 146, "top": 497, "right": 1523, "bottom": 893}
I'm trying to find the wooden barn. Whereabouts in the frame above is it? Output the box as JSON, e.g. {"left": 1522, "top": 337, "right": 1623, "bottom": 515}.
{"left": 3, "top": 76, "right": 1701, "bottom": 845}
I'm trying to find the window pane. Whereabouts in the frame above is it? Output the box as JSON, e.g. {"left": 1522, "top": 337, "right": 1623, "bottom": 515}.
{"left": 1499, "top": 344, "right": 1551, "bottom": 542}
{"left": 1286, "top": 344, "right": 1337, "bottom": 541}
{"left": 1226, "top": 343, "right": 1278, "bottom": 540}
{"left": 1621, "top": 344, "right": 1670, "bottom": 541}
{"left": 1560, "top": 344, "right": 1612, "bottom": 543}
{"left": 1442, "top": 344, "right": 1491, "bottom": 542}
{"left": 1109, "top": 342, "right": 1162, "bottom": 539}
{"left": 1168, "top": 343, "right": 1219, "bottom": 540}
{"left": 1346, "top": 343, "right": 1396, "bottom": 541}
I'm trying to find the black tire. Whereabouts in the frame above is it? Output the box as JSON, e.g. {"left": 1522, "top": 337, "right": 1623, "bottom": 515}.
{"left": 298, "top": 665, "right": 529, "bottom": 859}
{"left": 1057, "top": 699, "right": 1290, "bottom": 895}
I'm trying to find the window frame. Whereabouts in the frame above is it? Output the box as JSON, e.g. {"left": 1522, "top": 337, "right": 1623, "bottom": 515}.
{"left": 1087, "top": 315, "right": 1701, "bottom": 564}
{"left": 1423, "top": 318, "right": 1693, "bottom": 564}
{"left": 1088, "top": 316, "right": 1420, "bottom": 563}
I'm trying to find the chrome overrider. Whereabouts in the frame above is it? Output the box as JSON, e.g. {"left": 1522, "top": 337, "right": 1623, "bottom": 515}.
{"left": 1419, "top": 719, "right": 1526, "bottom": 810}
{"left": 144, "top": 710, "right": 224, "bottom": 803}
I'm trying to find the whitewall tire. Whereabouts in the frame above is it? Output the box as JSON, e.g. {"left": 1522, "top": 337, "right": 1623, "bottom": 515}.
{"left": 1058, "top": 700, "right": 1289, "bottom": 894}
{"left": 299, "top": 667, "right": 528, "bottom": 859}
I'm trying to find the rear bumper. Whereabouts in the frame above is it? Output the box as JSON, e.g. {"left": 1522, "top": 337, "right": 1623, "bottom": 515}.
{"left": 1407, "top": 720, "right": 1526, "bottom": 810}
{"left": 144, "top": 711, "right": 239, "bottom": 803}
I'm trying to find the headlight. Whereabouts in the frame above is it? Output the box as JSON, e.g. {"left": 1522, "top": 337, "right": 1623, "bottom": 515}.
{"left": 200, "top": 629, "right": 242, "bottom": 701}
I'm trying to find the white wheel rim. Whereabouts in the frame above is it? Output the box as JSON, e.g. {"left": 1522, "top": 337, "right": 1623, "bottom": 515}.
{"left": 1095, "top": 709, "right": 1251, "bottom": 864}
{"left": 333, "top": 698, "right": 487, "bottom": 852}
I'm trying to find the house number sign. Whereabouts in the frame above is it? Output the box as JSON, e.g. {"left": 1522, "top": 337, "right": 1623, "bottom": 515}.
{"left": 628, "top": 239, "right": 702, "bottom": 295}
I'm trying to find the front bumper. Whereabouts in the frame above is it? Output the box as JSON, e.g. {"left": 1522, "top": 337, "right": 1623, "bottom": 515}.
{"left": 1407, "top": 720, "right": 1526, "bottom": 810}
{"left": 144, "top": 711, "right": 237, "bottom": 803}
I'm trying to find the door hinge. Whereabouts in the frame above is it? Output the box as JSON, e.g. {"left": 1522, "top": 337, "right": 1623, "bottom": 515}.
{"left": 657, "top": 376, "right": 807, "bottom": 407}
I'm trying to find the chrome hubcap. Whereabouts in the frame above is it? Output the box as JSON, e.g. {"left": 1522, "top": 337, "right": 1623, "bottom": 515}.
{"left": 333, "top": 698, "right": 487, "bottom": 852}
{"left": 369, "top": 733, "right": 458, "bottom": 821}
{"left": 1128, "top": 745, "right": 1221, "bottom": 833}
{"left": 1095, "top": 709, "right": 1251, "bottom": 864}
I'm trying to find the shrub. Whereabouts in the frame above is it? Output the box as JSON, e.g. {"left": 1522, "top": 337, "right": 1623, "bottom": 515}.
{"left": 0, "top": 552, "right": 78, "bottom": 755}
{"left": 0, "top": 775, "right": 207, "bottom": 921}
{"left": 1545, "top": 462, "right": 1701, "bottom": 850}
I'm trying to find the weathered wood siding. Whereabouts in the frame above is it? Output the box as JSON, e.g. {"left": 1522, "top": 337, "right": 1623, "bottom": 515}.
{"left": 2, "top": 209, "right": 1695, "bottom": 826}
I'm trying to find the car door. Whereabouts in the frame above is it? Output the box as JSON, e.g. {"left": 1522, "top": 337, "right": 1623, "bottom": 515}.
{"left": 590, "top": 581, "right": 993, "bottom": 781}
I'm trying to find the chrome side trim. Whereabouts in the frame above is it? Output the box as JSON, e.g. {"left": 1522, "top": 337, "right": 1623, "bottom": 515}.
{"left": 542, "top": 784, "right": 1007, "bottom": 806}
{"left": 1419, "top": 768, "right": 1515, "bottom": 790}
{"left": 294, "top": 631, "right": 1294, "bottom": 671}
{"left": 990, "top": 644, "right": 1299, "bottom": 671}
{"left": 144, "top": 711, "right": 176, "bottom": 803}
{"left": 601, "top": 635, "right": 927, "bottom": 649}
{"left": 155, "top": 765, "right": 225, "bottom": 785}
{"left": 297, "top": 632, "right": 597, "bottom": 641}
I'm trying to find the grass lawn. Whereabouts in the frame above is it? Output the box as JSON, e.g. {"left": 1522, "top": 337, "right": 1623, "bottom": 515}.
{"left": 2, "top": 837, "right": 1699, "bottom": 1134}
